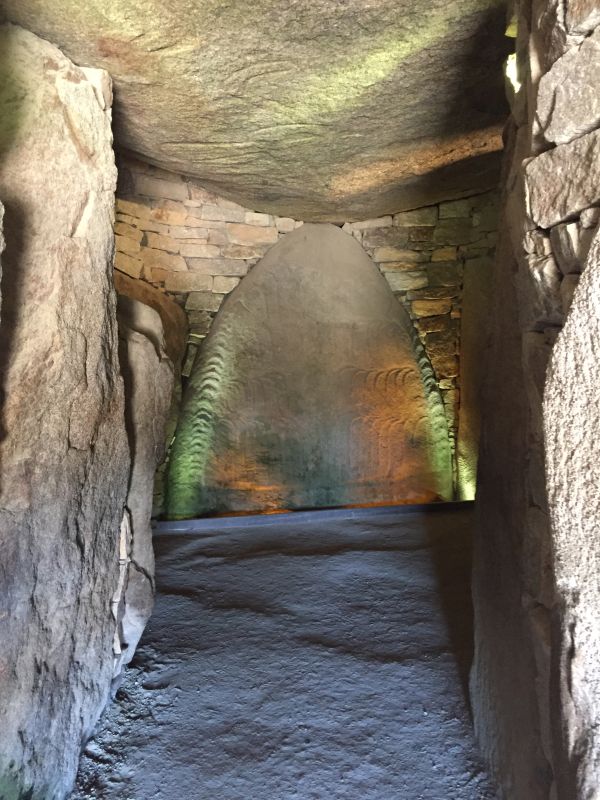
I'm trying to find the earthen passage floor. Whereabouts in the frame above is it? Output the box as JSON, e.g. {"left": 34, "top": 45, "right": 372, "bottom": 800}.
{"left": 73, "top": 504, "right": 496, "bottom": 800}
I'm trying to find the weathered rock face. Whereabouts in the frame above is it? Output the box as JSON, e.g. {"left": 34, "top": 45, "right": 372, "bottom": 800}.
{"left": 113, "top": 271, "right": 187, "bottom": 368}
{"left": 0, "top": 201, "right": 4, "bottom": 310}
{"left": 1, "top": 0, "right": 509, "bottom": 220}
{"left": 167, "top": 224, "right": 452, "bottom": 519}
{"left": 0, "top": 24, "right": 129, "bottom": 800}
{"left": 472, "top": 2, "right": 600, "bottom": 798}
{"left": 112, "top": 273, "right": 187, "bottom": 516}
{"left": 544, "top": 228, "right": 600, "bottom": 800}
{"left": 114, "top": 297, "right": 174, "bottom": 673}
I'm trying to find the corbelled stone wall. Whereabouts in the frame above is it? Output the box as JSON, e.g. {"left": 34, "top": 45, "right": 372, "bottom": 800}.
{"left": 472, "top": 3, "right": 600, "bottom": 798}
{"left": 114, "top": 156, "right": 497, "bottom": 494}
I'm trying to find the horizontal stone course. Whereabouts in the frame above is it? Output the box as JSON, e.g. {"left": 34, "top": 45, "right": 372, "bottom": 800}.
{"left": 199, "top": 204, "right": 246, "bottom": 223}
{"left": 185, "top": 291, "right": 224, "bottom": 312}
{"left": 393, "top": 207, "right": 438, "bottom": 226}
{"left": 439, "top": 198, "right": 472, "bottom": 219}
{"left": 134, "top": 174, "right": 189, "bottom": 202}
{"left": 165, "top": 272, "right": 213, "bottom": 292}
{"left": 169, "top": 225, "right": 209, "bottom": 239}
{"left": 245, "top": 211, "right": 272, "bottom": 226}
{"left": 351, "top": 215, "right": 393, "bottom": 230}
{"left": 115, "top": 251, "right": 143, "bottom": 279}
{"left": 384, "top": 270, "right": 428, "bottom": 292}
{"left": 275, "top": 217, "right": 296, "bottom": 232}
{"left": 116, "top": 234, "right": 141, "bottom": 256}
{"left": 213, "top": 276, "right": 241, "bottom": 294}
{"left": 431, "top": 246, "right": 458, "bottom": 262}
{"left": 373, "top": 246, "right": 428, "bottom": 263}
{"left": 361, "top": 228, "right": 410, "bottom": 248}
{"left": 226, "top": 223, "right": 279, "bottom": 246}
{"left": 114, "top": 222, "right": 143, "bottom": 241}
{"left": 427, "top": 262, "right": 463, "bottom": 287}
{"left": 187, "top": 258, "right": 249, "bottom": 276}
{"left": 140, "top": 247, "right": 187, "bottom": 272}
{"left": 433, "top": 218, "right": 473, "bottom": 244}
{"left": 178, "top": 242, "right": 221, "bottom": 258}
{"left": 412, "top": 299, "right": 453, "bottom": 317}
{"left": 145, "top": 232, "right": 180, "bottom": 253}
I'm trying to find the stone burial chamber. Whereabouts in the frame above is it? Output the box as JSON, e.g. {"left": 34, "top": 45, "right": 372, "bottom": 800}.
{"left": 1, "top": 1, "right": 600, "bottom": 800}
{"left": 165, "top": 223, "right": 453, "bottom": 519}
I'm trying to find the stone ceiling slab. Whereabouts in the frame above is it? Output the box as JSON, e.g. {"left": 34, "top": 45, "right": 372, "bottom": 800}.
{"left": 3, "top": 1, "right": 509, "bottom": 219}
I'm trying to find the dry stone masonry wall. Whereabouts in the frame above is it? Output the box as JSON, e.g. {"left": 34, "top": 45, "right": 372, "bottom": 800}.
{"left": 472, "top": 3, "right": 600, "bottom": 799}
{"left": 343, "top": 196, "right": 497, "bottom": 481}
{"left": 114, "top": 157, "right": 498, "bottom": 492}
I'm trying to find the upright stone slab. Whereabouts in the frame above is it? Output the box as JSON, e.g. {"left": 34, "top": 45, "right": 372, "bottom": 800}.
{"left": 457, "top": 256, "right": 493, "bottom": 500}
{"left": 115, "top": 297, "right": 174, "bottom": 673}
{"left": 0, "top": 25, "right": 129, "bottom": 799}
{"left": 167, "top": 224, "right": 452, "bottom": 519}
{"left": 544, "top": 228, "right": 600, "bottom": 799}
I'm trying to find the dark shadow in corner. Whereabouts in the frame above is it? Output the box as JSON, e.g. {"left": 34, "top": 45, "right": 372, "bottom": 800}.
{"left": 423, "top": 501, "right": 477, "bottom": 713}
{"left": 0, "top": 200, "right": 26, "bottom": 494}
{"left": 0, "top": 25, "right": 28, "bottom": 496}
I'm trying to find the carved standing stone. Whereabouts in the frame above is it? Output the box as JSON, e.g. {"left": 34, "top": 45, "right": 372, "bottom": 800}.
{"left": 167, "top": 224, "right": 452, "bottom": 519}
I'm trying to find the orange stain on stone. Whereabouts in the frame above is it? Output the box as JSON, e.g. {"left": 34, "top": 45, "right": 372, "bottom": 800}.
{"left": 329, "top": 126, "right": 503, "bottom": 200}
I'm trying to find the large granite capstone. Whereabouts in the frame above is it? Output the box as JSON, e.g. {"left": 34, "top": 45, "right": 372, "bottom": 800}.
{"left": 166, "top": 224, "right": 452, "bottom": 518}
{"left": 1, "top": 0, "right": 509, "bottom": 220}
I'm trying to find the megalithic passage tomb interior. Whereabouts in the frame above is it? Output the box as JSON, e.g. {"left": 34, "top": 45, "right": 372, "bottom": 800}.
{"left": 0, "top": 2, "right": 599, "bottom": 799}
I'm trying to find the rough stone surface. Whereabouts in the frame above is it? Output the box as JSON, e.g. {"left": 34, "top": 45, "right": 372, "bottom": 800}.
{"left": 472, "top": 4, "right": 600, "bottom": 798}
{"left": 537, "top": 28, "right": 600, "bottom": 145}
{"left": 544, "top": 227, "right": 600, "bottom": 799}
{"left": 525, "top": 129, "right": 600, "bottom": 228}
{"left": 566, "top": 0, "right": 600, "bottom": 34}
{"left": 2, "top": 1, "right": 508, "bottom": 220}
{"left": 115, "top": 297, "right": 174, "bottom": 673}
{"left": 456, "top": 256, "right": 493, "bottom": 500}
{"left": 72, "top": 506, "right": 496, "bottom": 800}
{"left": 0, "top": 201, "right": 4, "bottom": 315}
{"left": 113, "top": 271, "right": 187, "bottom": 367}
{"left": 471, "top": 161, "right": 551, "bottom": 800}
{"left": 167, "top": 224, "right": 452, "bottom": 518}
{"left": 0, "top": 24, "right": 129, "bottom": 800}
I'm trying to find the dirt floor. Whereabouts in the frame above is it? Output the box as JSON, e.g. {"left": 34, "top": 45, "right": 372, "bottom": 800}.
{"left": 72, "top": 504, "right": 497, "bottom": 800}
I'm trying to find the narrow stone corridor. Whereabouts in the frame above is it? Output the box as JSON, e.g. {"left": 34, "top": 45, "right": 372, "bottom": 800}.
{"left": 73, "top": 505, "right": 495, "bottom": 799}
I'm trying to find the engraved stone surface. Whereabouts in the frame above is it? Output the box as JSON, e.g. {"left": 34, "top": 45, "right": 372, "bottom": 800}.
{"left": 166, "top": 224, "right": 452, "bottom": 518}
{"left": 1, "top": 1, "right": 509, "bottom": 220}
